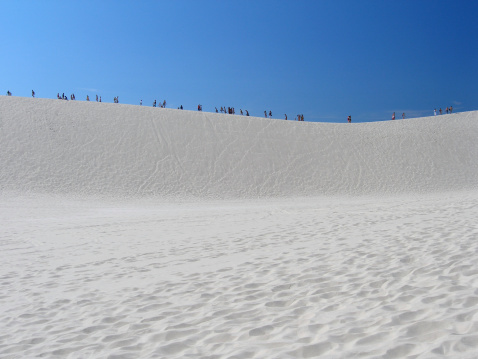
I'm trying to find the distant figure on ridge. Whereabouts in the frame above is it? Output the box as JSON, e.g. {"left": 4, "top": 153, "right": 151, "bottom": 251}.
{"left": 264, "top": 111, "right": 267, "bottom": 118}
{"left": 285, "top": 114, "right": 287, "bottom": 120}
{"left": 96, "top": 95, "right": 98, "bottom": 102}
{"left": 86, "top": 95, "right": 90, "bottom": 101}
{"left": 347, "top": 115, "right": 351, "bottom": 123}
{"left": 32, "top": 90, "right": 35, "bottom": 98}
{"left": 246, "top": 110, "right": 249, "bottom": 116}
{"left": 439, "top": 108, "right": 442, "bottom": 115}
{"left": 402, "top": 113, "right": 405, "bottom": 119}
{"left": 99, "top": 96, "right": 102, "bottom": 102}
{"left": 153, "top": 100, "right": 156, "bottom": 107}
{"left": 269, "top": 111, "right": 272, "bottom": 118}
{"left": 434, "top": 109, "right": 437, "bottom": 116}
{"left": 7, "top": 90, "right": 12, "bottom": 96}
{"left": 392, "top": 112, "right": 395, "bottom": 120}
{"left": 450, "top": 106, "right": 453, "bottom": 113}
{"left": 140, "top": 100, "right": 142, "bottom": 106}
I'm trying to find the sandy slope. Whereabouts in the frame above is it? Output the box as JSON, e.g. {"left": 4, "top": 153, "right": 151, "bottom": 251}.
{"left": 1, "top": 96, "right": 477, "bottom": 198}
{"left": 1, "top": 96, "right": 478, "bottom": 358}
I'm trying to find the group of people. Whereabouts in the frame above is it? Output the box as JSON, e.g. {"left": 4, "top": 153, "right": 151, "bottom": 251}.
{"left": 434, "top": 106, "right": 453, "bottom": 116}
{"left": 391, "top": 112, "right": 405, "bottom": 120}
{"left": 7, "top": 90, "right": 463, "bottom": 126}
{"left": 214, "top": 107, "right": 252, "bottom": 116}
{"left": 151, "top": 99, "right": 166, "bottom": 108}
{"left": 57, "top": 92, "right": 73, "bottom": 100}
{"left": 7, "top": 90, "right": 307, "bottom": 122}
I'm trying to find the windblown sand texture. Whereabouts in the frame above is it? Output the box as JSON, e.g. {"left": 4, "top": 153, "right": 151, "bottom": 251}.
{"left": 1, "top": 96, "right": 478, "bottom": 358}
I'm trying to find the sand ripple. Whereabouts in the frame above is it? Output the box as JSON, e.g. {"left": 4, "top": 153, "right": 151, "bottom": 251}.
{"left": 1, "top": 192, "right": 478, "bottom": 358}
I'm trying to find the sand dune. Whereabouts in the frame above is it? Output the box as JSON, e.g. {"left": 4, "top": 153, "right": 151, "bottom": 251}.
{"left": 1, "top": 96, "right": 478, "bottom": 358}
{"left": 1, "top": 96, "right": 477, "bottom": 198}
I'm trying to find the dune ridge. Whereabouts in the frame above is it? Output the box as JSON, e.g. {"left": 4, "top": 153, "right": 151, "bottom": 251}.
{"left": 1, "top": 96, "right": 477, "bottom": 198}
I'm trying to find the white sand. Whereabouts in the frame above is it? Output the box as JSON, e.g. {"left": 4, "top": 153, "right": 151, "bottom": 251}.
{"left": 1, "top": 97, "right": 478, "bottom": 358}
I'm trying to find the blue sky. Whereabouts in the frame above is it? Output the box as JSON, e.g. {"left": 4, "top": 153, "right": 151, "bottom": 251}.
{"left": 1, "top": 1, "right": 477, "bottom": 122}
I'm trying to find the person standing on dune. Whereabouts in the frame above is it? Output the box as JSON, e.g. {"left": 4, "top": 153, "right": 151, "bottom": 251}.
{"left": 392, "top": 112, "right": 395, "bottom": 120}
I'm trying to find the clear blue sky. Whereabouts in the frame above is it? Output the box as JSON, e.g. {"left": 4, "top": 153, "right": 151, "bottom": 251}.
{"left": 1, "top": 1, "right": 477, "bottom": 122}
